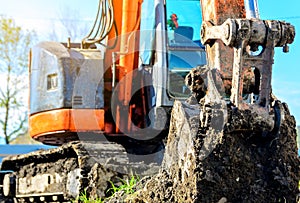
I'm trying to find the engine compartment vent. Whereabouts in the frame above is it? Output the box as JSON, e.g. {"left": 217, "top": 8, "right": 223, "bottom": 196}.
{"left": 72, "top": 96, "right": 83, "bottom": 106}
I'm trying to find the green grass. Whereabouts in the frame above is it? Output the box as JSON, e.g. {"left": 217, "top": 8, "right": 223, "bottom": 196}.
{"left": 75, "top": 175, "right": 139, "bottom": 203}
{"left": 73, "top": 190, "right": 103, "bottom": 203}
{"left": 107, "top": 175, "right": 140, "bottom": 195}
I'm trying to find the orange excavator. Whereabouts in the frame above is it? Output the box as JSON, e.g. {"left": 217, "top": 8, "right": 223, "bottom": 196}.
{"left": 0, "top": 0, "right": 295, "bottom": 202}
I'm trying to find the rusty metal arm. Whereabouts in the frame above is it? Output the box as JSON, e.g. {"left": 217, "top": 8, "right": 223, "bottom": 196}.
{"left": 201, "top": 18, "right": 295, "bottom": 109}
{"left": 201, "top": 19, "right": 294, "bottom": 49}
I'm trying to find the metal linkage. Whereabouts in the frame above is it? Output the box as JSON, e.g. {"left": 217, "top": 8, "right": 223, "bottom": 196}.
{"left": 201, "top": 18, "right": 295, "bottom": 110}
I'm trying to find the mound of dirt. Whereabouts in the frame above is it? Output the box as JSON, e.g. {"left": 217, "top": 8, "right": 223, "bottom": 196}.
{"left": 127, "top": 100, "right": 300, "bottom": 203}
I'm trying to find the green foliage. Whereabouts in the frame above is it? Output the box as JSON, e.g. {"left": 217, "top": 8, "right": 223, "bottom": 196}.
{"left": 107, "top": 175, "right": 140, "bottom": 195}
{"left": 75, "top": 175, "right": 139, "bottom": 203}
{"left": 73, "top": 190, "right": 103, "bottom": 203}
{"left": 0, "top": 16, "right": 36, "bottom": 144}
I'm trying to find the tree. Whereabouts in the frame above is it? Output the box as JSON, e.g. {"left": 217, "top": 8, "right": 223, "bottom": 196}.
{"left": 47, "top": 6, "right": 91, "bottom": 42}
{"left": 0, "top": 16, "right": 36, "bottom": 144}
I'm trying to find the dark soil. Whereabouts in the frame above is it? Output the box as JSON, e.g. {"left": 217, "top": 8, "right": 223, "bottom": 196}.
{"left": 125, "top": 100, "right": 300, "bottom": 203}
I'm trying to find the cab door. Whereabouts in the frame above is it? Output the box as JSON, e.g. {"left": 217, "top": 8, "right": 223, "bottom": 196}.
{"left": 165, "top": 0, "right": 206, "bottom": 98}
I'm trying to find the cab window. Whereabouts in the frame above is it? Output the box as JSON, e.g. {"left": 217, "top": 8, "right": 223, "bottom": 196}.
{"left": 165, "top": 0, "right": 206, "bottom": 98}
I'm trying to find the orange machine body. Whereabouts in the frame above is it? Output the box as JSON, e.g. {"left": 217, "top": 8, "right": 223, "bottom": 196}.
{"left": 29, "top": 0, "right": 145, "bottom": 145}
{"left": 29, "top": 109, "right": 105, "bottom": 144}
{"left": 29, "top": 0, "right": 213, "bottom": 145}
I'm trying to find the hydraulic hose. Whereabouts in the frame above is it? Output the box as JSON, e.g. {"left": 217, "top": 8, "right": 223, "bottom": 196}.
{"left": 81, "top": 0, "right": 114, "bottom": 48}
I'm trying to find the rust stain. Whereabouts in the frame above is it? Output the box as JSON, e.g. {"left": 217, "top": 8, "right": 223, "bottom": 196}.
{"left": 201, "top": 0, "right": 245, "bottom": 24}
{"left": 201, "top": 0, "right": 246, "bottom": 93}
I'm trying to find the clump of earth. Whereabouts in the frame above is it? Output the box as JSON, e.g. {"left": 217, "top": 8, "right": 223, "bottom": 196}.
{"left": 111, "top": 100, "right": 299, "bottom": 203}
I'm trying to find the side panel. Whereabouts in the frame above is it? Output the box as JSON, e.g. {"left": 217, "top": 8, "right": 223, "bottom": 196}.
{"left": 29, "top": 42, "right": 105, "bottom": 144}
{"left": 30, "top": 42, "right": 67, "bottom": 114}
{"left": 30, "top": 42, "right": 105, "bottom": 114}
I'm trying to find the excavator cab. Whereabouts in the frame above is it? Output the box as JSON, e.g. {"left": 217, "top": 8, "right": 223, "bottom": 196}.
{"left": 28, "top": 0, "right": 206, "bottom": 145}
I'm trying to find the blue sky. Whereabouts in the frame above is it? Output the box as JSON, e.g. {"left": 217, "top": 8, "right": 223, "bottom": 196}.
{"left": 0, "top": 0, "right": 299, "bottom": 125}
{"left": 258, "top": 1, "right": 300, "bottom": 125}
{"left": 0, "top": 0, "right": 98, "bottom": 40}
